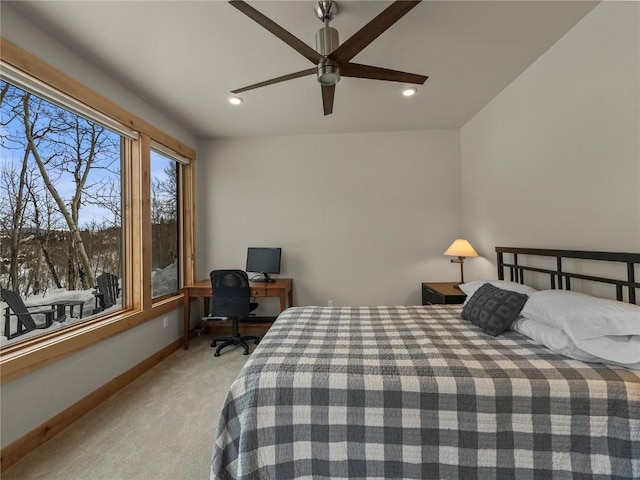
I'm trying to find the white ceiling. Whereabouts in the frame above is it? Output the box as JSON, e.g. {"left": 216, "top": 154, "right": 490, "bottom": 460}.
{"left": 9, "top": 1, "right": 597, "bottom": 138}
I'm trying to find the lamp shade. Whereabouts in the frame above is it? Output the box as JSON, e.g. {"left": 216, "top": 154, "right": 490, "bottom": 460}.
{"left": 444, "top": 239, "right": 478, "bottom": 258}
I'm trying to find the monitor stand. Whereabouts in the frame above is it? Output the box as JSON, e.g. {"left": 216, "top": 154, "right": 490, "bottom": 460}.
{"left": 253, "top": 273, "right": 275, "bottom": 283}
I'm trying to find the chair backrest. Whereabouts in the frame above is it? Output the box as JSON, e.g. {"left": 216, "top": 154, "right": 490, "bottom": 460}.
{"left": 209, "top": 270, "right": 251, "bottom": 318}
{"left": 96, "top": 273, "right": 119, "bottom": 307}
{"left": 0, "top": 287, "right": 37, "bottom": 330}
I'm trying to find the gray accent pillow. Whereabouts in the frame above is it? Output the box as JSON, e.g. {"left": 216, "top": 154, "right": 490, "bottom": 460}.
{"left": 461, "top": 283, "right": 529, "bottom": 336}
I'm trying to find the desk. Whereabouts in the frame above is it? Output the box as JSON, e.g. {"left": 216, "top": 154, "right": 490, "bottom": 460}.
{"left": 182, "top": 278, "right": 293, "bottom": 349}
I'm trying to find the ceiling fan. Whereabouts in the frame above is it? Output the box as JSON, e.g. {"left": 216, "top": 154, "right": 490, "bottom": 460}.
{"left": 229, "top": 0, "right": 428, "bottom": 116}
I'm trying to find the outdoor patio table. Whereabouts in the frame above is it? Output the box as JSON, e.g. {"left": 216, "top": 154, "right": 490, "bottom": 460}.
{"left": 50, "top": 300, "right": 84, "bottom": 319}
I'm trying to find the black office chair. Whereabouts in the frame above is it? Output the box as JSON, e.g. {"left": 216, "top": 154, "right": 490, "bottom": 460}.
{"left": 207, "top": 270, "right": 260, "bottom": 357}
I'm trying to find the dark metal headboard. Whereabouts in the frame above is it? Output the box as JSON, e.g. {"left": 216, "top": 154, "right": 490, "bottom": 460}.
{"left": 495, "top": 247, "right": 640, "bottom": 305}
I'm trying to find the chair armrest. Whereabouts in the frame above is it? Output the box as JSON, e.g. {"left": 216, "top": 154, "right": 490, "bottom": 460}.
{"left": 8, "top": 308, "right": 56, "bottom": 317}
{"left": 16, "top": 309, "right": 59, "bottom": 327}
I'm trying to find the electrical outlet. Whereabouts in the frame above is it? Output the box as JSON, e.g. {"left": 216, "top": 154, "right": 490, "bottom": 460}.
{"left": 162, "top": 317, "right": 169, "bottom": 328}
{"left": 328, "top": 300, "right": 334, "bottom": 307}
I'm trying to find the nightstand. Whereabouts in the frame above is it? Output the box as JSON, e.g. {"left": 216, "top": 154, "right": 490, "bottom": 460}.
{"left": 421, "top": 282, "right": 467, "bottom": 305}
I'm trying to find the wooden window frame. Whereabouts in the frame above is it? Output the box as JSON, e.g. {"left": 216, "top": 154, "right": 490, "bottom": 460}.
{"left": 0, "top": 38, "right": 196, "bottom": 384}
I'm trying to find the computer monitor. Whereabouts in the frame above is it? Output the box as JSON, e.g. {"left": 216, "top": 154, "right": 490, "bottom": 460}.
{"left": 246, "top": 247, "right": 281, "bottom": 283}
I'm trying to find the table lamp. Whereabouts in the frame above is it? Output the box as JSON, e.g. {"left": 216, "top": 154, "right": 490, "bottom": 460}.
{"left": 444, "top": 239, "right": 478, "bottom": 285}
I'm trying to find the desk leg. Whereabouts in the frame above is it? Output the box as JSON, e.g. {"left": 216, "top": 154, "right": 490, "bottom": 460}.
{"left": 279, "top": 292, "right": 286, "bottom": 313}
{"left": 288, "top": 288, "right": 293, "bottom": 308}
{"left": 183, "top": 293, "right": 191, "bottom": 350}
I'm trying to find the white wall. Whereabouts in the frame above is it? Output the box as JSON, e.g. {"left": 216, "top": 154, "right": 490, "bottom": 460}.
{"left": 1, "top": 310, "right": 183, "bottom": 447}
{"left": 196, "top": 130, "right": 461, "bottom": 313}
{"left": 0, "top": 4, "right": 193, "bottom": 448}
{"left": 461, "top": 1, "right": 640, "bottom": 281}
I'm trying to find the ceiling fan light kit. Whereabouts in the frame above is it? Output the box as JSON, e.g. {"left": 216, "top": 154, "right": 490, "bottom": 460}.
{"left": 317, "top": 59, "right": 340, "bottom": 86}
{"left": 229, "top": 0, "right": 428, "bottom": 115}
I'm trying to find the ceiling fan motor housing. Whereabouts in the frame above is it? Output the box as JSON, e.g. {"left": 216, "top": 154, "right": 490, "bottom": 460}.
{"left": 316, "top": 25, "right": 339, "bottom": 56}
{"left": 316, "top": 26, "right": 340, "bottom": 85}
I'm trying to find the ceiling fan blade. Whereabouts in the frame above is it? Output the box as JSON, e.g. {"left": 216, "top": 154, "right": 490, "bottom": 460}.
{"left": 231, "top": 68, "right": 317, "bottom": 94}
{"left": 229, "top": 1, "right": 322, "bottom": 64}
{"left": 329, "top": 1, "right": 422, "bottom": 65}
{"left": 342, "top": 63, "right": 427, "bottom": 84}
{"left": 321, "top": 85, "right": 335, "bottom": 116}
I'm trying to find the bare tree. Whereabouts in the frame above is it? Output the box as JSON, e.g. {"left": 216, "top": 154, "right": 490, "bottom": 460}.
{"left": 83, "top": 219, "right": 121, "bottom": 279}
{"left": 151, "top": 161, "right": 178, "bottom": 270}
{"left": 0, "top": 84, "right": 31, "bottom": 291}
{"left": 153, "top": 161, "right": 178, "bottom": 217}
{"left": 21, "top": 93, "right": 119, "bottom": 289}
{"left": 2, "top": 81, "right": 122, "bottom": 297}
{"left": 26, "top": 182, "right": 63, "bottom": 290}
{"left": 89, "top": 178, "right": 121, "bottom": 228}
{"left": 0, "top": 158, "right": 29, "bottom": 291}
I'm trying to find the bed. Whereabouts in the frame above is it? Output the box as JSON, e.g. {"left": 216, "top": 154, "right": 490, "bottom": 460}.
{"left": 211, "top": 248, "right": 640, "bottom": 479}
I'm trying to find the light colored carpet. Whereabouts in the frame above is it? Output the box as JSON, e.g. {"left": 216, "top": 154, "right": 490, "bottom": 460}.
{"left": 2, "top": 336, "right": 250, "bottom": 480}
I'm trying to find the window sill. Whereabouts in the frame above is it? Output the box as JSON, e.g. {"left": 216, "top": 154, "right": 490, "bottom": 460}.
{"left": 0, "top": 295, "right": 184, "bottom": 384}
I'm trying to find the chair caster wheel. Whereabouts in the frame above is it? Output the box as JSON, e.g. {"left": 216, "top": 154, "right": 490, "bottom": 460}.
{"left": 243, "top": 350, "right": 249, "bottom": 355}
{"left": 214, "top": 351, "right": 220, "bottom": 357}
{"left": 211, "top": 341, "right": 217, "bottom": 347}
{"left": 255, "top": 339, "right": 260, "bottom": 345}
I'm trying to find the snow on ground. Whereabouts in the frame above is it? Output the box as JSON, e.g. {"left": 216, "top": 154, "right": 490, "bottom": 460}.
{"left": 151, "top": 261, "right": 178, "bottom": 298}
{"left": 0, "top": 288, "right": 122, "bottom": 347}
{"left": 2, "top": 261, "right": 177, "bottom": 347}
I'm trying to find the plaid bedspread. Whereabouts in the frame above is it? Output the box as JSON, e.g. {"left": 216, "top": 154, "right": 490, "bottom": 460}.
{"left": 211, "top": 306, "right": 640, "bottom": 479}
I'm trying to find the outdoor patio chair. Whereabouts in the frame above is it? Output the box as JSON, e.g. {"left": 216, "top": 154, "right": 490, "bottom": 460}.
{"left": 93, "top": 273, "right": 120, "bottom": 314}
{"left": 1, "top": 287, "right": 65, "bottom": 340}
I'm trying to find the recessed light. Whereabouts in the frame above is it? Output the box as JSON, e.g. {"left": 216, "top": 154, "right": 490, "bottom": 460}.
{"left": 402, "top": 87, "right": 417, "bottom": 97}
{"left": 228, "top": 96, "right": 243, "bottom": 105}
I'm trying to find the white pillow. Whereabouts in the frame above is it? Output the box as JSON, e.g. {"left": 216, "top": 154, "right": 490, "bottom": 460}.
{"left": 521, "top": 290, "right": 640, "bottom": 339}
{"left": 511, "top": 317, "right": 640, "bottom": 370}
{"left": 520, "top": 290, "right": 640, "bottom": 364}
{"left": 459, "top": 280, "right": 537, "bottom": 304}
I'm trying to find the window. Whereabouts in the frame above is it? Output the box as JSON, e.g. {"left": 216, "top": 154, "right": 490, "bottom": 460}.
{"left": 0, "top": 39, "right": 195, "bottom": 382}
{"left": 150, "top": 148, "right": 179, "bottom": 298}
{"left": 1, "top": 79, "right": 125, "bottom": 345}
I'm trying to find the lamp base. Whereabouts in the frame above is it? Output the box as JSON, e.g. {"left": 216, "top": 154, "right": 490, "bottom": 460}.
{"left": 449, "top": 256, "right": 466, "bottom": 285}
